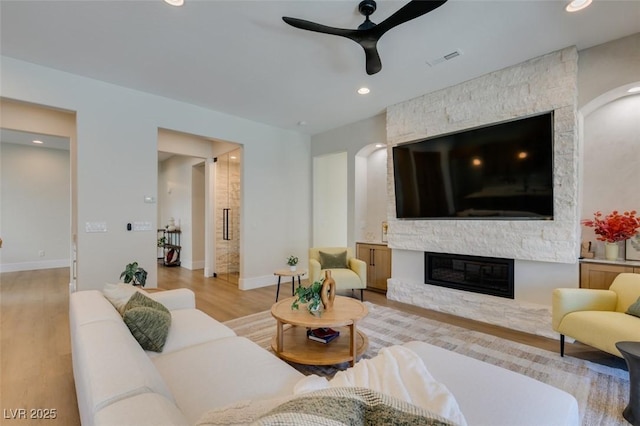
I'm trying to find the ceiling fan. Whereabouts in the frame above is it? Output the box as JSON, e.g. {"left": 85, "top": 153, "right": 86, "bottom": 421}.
{"left": 283, "top": 0, "right": 448, "bottom": 75}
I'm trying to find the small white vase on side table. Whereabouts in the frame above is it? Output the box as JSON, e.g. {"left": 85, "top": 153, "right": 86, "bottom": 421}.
{"left": 605, "top": 242, "right": 619, "bottom": 261}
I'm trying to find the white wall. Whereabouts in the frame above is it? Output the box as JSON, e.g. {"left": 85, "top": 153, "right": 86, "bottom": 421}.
{"left": 0, "top": 142, "right": 70, "bottom": 271}
{"left": 192, "top": 163, "right": 205, "bottom": 268}
{"left": 365, "top": 148, "right": 388, "bottom": 242}
{"left": 1, "top": 56, "right": 311, "bottom": 290}
{"left": 355, "top": 146, "right": 388, "bottom": 243}
{"left": 158, "top": 155, "right": 204, "bottom": 270}
{"left": 311, "top": 113, "right": 386, "bottom": 250}
{"left": 313, "top": 152, "right": 348, "bottom": 247}
{"left": 577, "top": 33, "right": 640, "bottom": 110}
{"left": 580, "top": 94, "right": 640, "bottom": 259}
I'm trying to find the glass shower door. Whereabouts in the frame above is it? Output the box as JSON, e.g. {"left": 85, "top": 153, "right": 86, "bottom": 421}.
{"left": 215, "top": 148, "right": 241, "bottom": 284}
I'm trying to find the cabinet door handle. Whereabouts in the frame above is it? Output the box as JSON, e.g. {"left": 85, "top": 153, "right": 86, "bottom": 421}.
{"left": 370, "top": 248, "right": 375, "bottom": 266}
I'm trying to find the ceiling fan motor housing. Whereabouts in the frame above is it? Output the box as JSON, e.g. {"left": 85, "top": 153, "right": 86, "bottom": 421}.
{"left": 359, "top": 0, "right": 377, "bottom": 17}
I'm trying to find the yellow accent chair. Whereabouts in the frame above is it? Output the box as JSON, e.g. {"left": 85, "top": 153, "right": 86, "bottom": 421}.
{"left": 552, "top": 273, "right": 640, "bottom": 358}
{"left": 309, "top": 247, "right": 367, "bottom": 301}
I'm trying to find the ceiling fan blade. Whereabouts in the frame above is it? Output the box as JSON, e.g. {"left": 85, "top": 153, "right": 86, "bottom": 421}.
{"left": 282, "top": 17, "right": 357, "bottom": 39}
{"left": 374, "top": 0, "right": 447, "bottom": 36}
{"left": 362, "top": 43, "right": 382, "bottom": 75}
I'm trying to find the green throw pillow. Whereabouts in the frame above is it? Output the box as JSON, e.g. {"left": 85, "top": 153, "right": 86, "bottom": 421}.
{"left": 122, "top": 291, "right": 171, "bottom": 352}
{"left": 123, "top": 306, "right": 171, "bottom": 352}
{"left": 319, "top": 251, "right": 348, "bottom": 269}
{"left": 123, "top": 291, "right": 170, "bottom": 315}
{"left": 626, "top": 296, "right": 640, "bottom": 318}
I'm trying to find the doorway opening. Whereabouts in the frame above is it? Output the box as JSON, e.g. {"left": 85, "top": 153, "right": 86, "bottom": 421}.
{"left": 157, "top": 128, "right": 242, "bottom": 286}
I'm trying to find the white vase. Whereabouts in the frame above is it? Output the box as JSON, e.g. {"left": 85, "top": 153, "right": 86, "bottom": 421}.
{"left": 289, "top": 265, "right": 296, "bottom": 272}
{"left": 604, "top": 242, "right": 619, "bottom": 261}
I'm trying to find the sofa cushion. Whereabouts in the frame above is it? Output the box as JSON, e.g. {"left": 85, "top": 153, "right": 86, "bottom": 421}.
{"left": 72, "top": 320, "right": 176, "bottom": 419}
{"left": 319, "top": 250, "right": 348, "bottom": 269}
{"left": 70, "top": 290, "right": 125, "bottom": 328}
{"left": 626, "top": 296, "right": 640, "bottom": 318}
{"left": 148, "top": 288, "right": 196, "bottom": 311}
{"left": 145, "top": 309, "right": 236, "bottom": 358}
{"left": 152, "top": 336, "right": 303, "bottom": 424}
{"left": 403, "top": 341, "right": 580, "bottom": 426}
{"left": 94, "top": 392, "right": 188, "bottom": 426}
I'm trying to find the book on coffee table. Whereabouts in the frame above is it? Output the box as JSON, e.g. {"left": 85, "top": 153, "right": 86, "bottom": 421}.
{"left": 307, "top": 327, "right": 340, "bottom": 344}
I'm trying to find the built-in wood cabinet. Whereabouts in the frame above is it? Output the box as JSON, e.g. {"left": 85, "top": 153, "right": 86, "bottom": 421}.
{"left": 356, "top": 243, "right": 391, "bottom": 293}
{"left": 579, "top": 260, "right": 640, "bottom": 289}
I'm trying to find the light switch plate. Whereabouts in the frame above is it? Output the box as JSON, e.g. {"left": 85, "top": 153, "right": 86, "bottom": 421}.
{"left": 85, "top": 221, "right": 107, "bottom": 233}
{"left": 133, "top": 221, "right": 153, "bottom": 231}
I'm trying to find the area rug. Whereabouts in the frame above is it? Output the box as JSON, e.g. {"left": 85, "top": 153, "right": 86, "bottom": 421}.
{"left": 224, "top": 302, "right": 630, "bottom": 426}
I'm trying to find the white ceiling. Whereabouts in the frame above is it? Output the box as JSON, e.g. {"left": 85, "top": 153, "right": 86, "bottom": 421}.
{"left": 1, "top": 1, "right": 638, "bottom": 136}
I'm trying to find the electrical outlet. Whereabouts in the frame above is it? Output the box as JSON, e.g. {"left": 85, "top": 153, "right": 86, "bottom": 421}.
{"left": 38, "top": 250, "right": 45, "bottom": 257}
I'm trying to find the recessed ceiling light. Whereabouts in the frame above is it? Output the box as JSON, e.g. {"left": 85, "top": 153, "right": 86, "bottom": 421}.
{"left": 164, "top": 0, "right": 184, "bottom": 6}
{"left": 375, "top": 144, "right": 385, "bottom": 148}
{"left": 357, "top": 87, "right": 370, "bottom": 95}
{"left": 627, "top": 86, "right": 640, "bottom": 94}
{"left": 32, "top": 140, "right": 43, "bottom": 144}
{"left": 565, "top": 0, "right": 592, "bottom": 12}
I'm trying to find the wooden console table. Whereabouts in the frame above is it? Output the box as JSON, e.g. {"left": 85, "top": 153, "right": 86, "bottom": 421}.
{"left": 579, "top": 259, "right": 640, "bottom": 289}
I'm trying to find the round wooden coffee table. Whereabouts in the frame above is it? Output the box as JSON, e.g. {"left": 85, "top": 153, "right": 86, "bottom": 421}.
{"left": 271, "top": 296, "right": 368, "bottom": 367}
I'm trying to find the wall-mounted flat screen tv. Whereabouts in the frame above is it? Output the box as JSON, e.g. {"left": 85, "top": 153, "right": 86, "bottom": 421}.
{"left": 393, "top": 112, "right": 554, "bottom": 219}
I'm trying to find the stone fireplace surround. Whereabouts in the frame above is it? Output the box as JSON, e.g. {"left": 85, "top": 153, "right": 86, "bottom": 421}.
{"left": 385, "top": 47, "right": 579, "bottom": 339}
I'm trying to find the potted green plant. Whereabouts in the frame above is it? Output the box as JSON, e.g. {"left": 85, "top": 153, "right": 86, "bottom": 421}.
{"left": 287, "top": 255, "right": 299, "bottom": 271}
{"left": 291, "top": 279, "right": 323, "bottom": 315}
{"left": 120, "top": 261, "right": 148, "bottom": 287}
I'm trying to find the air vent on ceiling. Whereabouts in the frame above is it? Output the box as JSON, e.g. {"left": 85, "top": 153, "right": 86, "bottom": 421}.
{"left": 426, "top": 49, "right": 463, "bottom": 67}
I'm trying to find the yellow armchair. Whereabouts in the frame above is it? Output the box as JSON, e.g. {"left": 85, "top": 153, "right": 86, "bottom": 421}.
{"left": 552, "top": 273, "right": 640, "bottom": 358}
{"left": 309, "top": 247, "right": 366, "bottom": 300}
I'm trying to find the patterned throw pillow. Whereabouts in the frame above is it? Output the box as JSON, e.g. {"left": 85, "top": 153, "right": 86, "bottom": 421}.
{"left": 123, "top": 291, "right": 170, "bottom": 314}
{"left": 319, "top": 251, "right": 348, "bottom": 269}
{"left": 122, "top": 291, "right": 171, "bottom": 352}
{"left": 626, "top": 296, "right": 640, "bottom": 318}
{"left": 123, "top": 307, "right": 171, "bottom": 352}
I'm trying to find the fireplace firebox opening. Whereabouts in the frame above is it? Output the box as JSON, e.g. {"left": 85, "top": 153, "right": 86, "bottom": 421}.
{"left": 425, "top": 252, "right": 514, "bottom": 299}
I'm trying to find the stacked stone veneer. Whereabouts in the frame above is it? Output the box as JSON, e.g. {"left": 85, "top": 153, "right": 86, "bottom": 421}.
{"left": 385, "top": 47, "right": 579, "bottom": 338}
{"left": 386, "top": 47, "right": 580, "bottom": 264}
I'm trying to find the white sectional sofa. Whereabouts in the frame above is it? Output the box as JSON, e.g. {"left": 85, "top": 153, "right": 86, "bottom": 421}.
{"left": 70, "top": 288, "right": 579, "bottom": 426}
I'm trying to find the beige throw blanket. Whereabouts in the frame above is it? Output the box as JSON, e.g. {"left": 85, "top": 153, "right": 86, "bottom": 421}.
{"left": 254, "top": 387, "right": 457, "bottom": 425}
{"left": 294, "top": 345, "right": 467, "bottom": 426}
{"left": 197, "top": 345, "right": 466, "bottom": 426}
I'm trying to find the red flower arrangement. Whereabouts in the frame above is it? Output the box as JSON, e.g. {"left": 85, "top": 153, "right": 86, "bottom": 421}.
{"left": 581, "top": 210, "right": 640, "bottom": 243}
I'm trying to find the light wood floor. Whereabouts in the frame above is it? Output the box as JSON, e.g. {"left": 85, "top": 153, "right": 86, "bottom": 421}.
{"left": 1, "top": 266, "right": 617, "bottom": 426}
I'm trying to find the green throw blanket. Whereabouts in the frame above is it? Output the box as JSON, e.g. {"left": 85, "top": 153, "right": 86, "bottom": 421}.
{"left": 253, "top": 387, "right": 457, "bottom": 426}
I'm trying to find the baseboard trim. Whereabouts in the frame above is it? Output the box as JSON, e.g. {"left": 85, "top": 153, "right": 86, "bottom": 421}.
{"left": 239, "top": 274, "right": 277, "bottom": 291}
{"left": 0, "top": 259, "right": 70, "bottom": 273}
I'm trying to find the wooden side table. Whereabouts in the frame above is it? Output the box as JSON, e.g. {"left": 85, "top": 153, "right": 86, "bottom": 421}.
{"left": 274, "top": 268, "right": 307, "bottom": 301}
{"left": 616, "top": 341, "right": 640, "bottom": 426}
